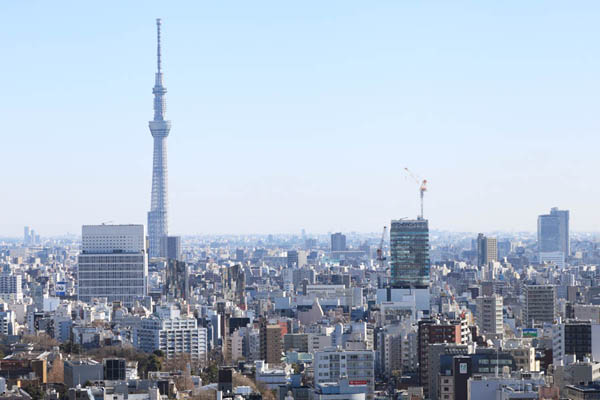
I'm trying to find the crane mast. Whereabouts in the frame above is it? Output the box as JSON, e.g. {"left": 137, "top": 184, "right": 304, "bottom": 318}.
{"left": 404, "top": 167, "right": 428, "bottom": 219}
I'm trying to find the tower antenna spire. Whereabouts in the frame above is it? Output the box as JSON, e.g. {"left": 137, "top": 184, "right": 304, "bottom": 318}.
{"left": 156, "top": 18, "right": 162, "bottom": 73}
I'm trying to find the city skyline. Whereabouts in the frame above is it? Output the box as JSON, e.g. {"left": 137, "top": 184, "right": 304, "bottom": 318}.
{"left": 2, "top": 2, "right": 600, "bottom": 236}
{"left": 3, "top": 4, "right": 600, "bottom": 398}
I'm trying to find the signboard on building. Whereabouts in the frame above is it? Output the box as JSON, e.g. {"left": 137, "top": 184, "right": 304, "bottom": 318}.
{"left": 522, "top": 328, "right": 538, "bottom": 338}
{"left": 55, "top": 281, "right": 66, "bottom": 296}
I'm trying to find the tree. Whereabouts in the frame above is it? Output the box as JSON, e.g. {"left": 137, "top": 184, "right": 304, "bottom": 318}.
{"left": 60, "top": 341, "right": 82, "bottom": 355}
{"left": 199, "top": 363, "right": 218, "bottom": 385}
{"left": 146, "top": 354, "right": 162, "bottom": 374}
{"left": 153, "top": 350, "right": 164, "bottom": 357}
{"left": 21, "top": 382, "right": 44, "bottom": 400}
{"left": 48, "top": 359, "right": 65, "bottom": 384}
{"left": 22, "top": 334, "right": 58, "bottom": 351}
{"left": 162, "top": 353, "right": 191, "bottom": 372}
{"left": 232, "top": 373, "right": 259, "bottom": 392}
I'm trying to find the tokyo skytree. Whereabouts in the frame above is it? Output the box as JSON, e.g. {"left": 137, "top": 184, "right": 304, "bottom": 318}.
{"left": 147, "top": 18, "right": 170, "bottom": 258}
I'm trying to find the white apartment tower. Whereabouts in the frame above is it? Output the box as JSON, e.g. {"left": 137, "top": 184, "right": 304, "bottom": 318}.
{"left": 78, "top": 224, "right": 148, "bottom": 306}
{"left": 0, "top": 274, "right": 22, "bottom": 301}
{"left": 134, "top": 305, "right": 207, "bottom": 360}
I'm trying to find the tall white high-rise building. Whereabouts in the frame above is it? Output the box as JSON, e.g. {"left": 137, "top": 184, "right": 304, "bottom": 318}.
{"left": 78, "top": 225, "right": 148, "bottom": 306}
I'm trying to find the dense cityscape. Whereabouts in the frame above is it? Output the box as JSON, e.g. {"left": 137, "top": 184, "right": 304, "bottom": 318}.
{"left": 2, "top": 12, "right": 600, "bottom": 400}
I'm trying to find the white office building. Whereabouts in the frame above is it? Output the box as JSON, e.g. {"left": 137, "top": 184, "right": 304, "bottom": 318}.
{"left": 78, "top": 225, "right": 148, "bottom": 306}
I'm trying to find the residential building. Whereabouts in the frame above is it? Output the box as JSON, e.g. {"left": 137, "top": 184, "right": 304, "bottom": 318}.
{"left": 476, "top": 295, "right": 503, "bottom": 337}
{"left": 134, "top": 305, "right": 207, "bottom": 360}
{"left": 0, "top": 274, "right": 22, "bottom": 301}
{"left": 260, "top": 323, "right": 283, "bottom": 365}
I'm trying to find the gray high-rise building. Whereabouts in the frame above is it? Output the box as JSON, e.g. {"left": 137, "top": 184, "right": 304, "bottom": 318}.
{"left": 164, "top": 259, "right": 189, "bottom": 302}
{"left": 476, "top": 233, "right": 497, "bottom": 266}
{"left": 390, "top": 219, "right": 430, "bottom": 288}
{"left": 287, "top": 250, "right": 307, "bottom": 268}
{"left": 160, "top": 236, "right": 181, "bottom": 261}
{"left": 148, "top": 19, "right": 171, "bottom": 258}
{"left": 523, "top": 284, "right": 556, "bottom": 327}
{"left": 538, "top": 207, "right": 569, "bottom": 266}
{"left": 330, "top": 232, "right": 346, "bottom": 252}
{"left": 538, "top": 207, "right": 569, "bottom": 254}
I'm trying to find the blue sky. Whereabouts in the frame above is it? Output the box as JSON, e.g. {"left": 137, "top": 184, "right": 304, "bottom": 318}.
{"left": 1, "top": 1, "right": 599, "bottom": 236}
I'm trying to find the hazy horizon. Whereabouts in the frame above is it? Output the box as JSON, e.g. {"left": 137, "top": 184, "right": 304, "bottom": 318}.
{"left": 3, "top": 1, "right": 599, "bottom": 236}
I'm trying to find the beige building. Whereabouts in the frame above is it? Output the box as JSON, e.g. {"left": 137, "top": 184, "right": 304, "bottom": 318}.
{"left": 476, "top": 295, "right": 504, "bottom": 337}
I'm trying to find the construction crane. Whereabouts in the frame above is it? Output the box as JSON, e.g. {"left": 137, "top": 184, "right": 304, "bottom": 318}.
{"left": 404, "top": 167, "right": 427, "bottom": 219}
{"left": 376, "top": 226, "right": 387, "bottom": 270}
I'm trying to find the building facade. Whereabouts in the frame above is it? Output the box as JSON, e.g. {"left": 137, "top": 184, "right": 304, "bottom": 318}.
{"left": 523, "top": 284, "right": 556, "bottom": 327}
{"left": 476, "top": 295, "right": 504, "bottom": 337}
{"left": 314, "top": 348, "right": 375, "bottom": 393}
